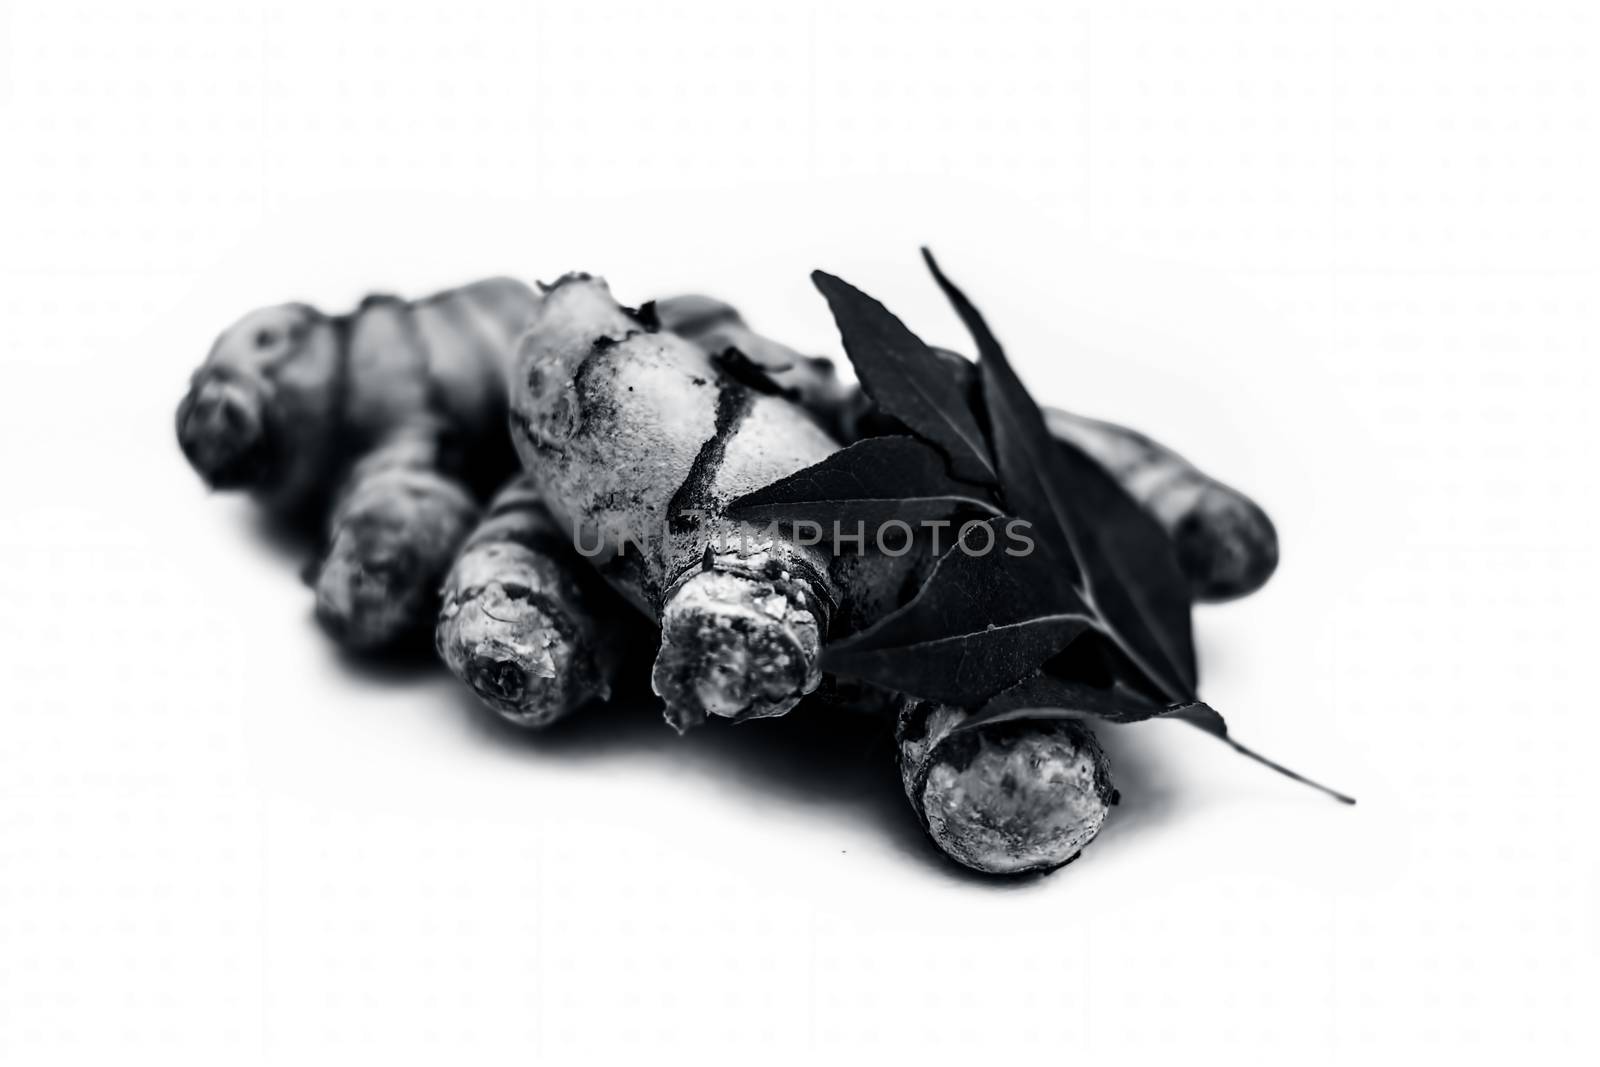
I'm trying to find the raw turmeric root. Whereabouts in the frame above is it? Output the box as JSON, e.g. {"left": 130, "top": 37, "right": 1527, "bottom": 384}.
{"left": 176, "top": 301, "right": 345, "bottom": 518}
{"left": 652, "top": 294, "right": 858, "bottom": 441}
{"left": 436, "top": 475, "right": 627, "bottom": 727}
{"left": 314, "top": 423, "right": 481, "bottom": 649}
{"left": 510, "top": 275, "right": 844, "bottom": 731}
{"left": 896, "top": 698, "right": 1117, "bottom": 875}
{"left": 176, "top": 278, "right": 539, "bottom": 650}
{"left": 1041, "top": 409, "right": 1278, "bottom": 601}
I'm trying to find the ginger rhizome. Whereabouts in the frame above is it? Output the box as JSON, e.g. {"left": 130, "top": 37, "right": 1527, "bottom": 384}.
{"left": 510, "top": 275, "right": 847, "bottom": 731}
{"left": 436, "top": 475, "right": 629, "bottom": 727}
{"left": 177, "top": 278, "right": 537, "bottom": 649}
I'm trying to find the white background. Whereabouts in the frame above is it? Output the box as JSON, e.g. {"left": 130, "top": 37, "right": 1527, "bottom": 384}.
{"left": 2, "top": 0, "right": 1596, "bottom": 1062}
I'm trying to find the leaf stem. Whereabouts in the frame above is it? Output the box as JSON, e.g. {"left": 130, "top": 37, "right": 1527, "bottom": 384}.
{"left": 1219, "top": 734, "right": 1357, "bottom": 806}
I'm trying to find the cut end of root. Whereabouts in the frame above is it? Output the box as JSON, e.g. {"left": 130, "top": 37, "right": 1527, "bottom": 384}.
{"left": 175, "top": 373, "right": 271, "bottom": 490}
{"left": 899, "top": 701, "right": 1117, "bottom": 876}
{"left": 314, "top": 531, "right": 427, "bottom": 652}
{"left": 435, "top": 585, "right": 600, "bottom": 729}
{"left": 652, "top": 568, "right": 823, "bottom": 732}
{"left": 314, "top": 476, "right": 477, "bottom": 653}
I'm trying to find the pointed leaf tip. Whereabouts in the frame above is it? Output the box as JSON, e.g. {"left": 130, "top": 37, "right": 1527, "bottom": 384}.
{"left": 810, "top": 268, "right": 997, "bottom": 485}
{"left": 921, "top": 251, "right": 1199, "bottom": 702}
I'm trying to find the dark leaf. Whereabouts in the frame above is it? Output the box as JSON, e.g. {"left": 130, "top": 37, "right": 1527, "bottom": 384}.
{"left": 921, "top": 247, "right": 1198, "bottom": 702}
{"left": 1055, "top": 444, "right": 1198, "bottom": 692}
{"left": 724, "top": 436, "right": 999, "bottom": 527}
{"left": 955, "top": 673, "right": 1182, "bottom": 732}
{"left": 811, "top": 270, "right": 997, "bottom": 485}
{"left": 821, "top": 520, "right": 1093, "bottom": 705}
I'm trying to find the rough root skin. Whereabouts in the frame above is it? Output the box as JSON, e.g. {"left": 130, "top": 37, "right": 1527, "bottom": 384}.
{"left": 314, "top": 467, "right": 478, "bottom": 651}
{"left": 178, "top": 280, "right": 539, "bottom": 649}
{"left": 654, "top": 293, "right": 857, "bottom": 441}
{"left": 897, "top": 700, "right": 1116, "bottom": 876}
{"left": 175, "top": 302, "right": 345, "bottom": 517}
{"left": 652, "top": 567, "right": 823, "bottom": 732}
{"left": 509, "top": 276, "right": 842, "bottom": 729}
{"left": 175, "top": 371, "right": 272, "bottom": 490}
{"left": 435, "top": 527, "right": 617, "bottom": 729}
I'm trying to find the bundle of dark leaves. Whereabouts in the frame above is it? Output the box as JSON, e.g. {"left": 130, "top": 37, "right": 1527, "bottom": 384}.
{"left": 726, "top": 251, "right": 1351, "bottom": 804}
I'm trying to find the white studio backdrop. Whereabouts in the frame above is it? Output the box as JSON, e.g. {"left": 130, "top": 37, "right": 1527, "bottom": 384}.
{"left": 1, "top": 1, "right": 1595, "bottom": 1062}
